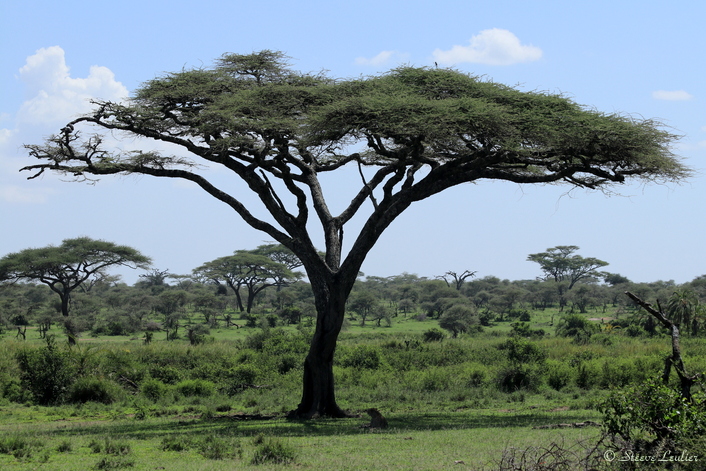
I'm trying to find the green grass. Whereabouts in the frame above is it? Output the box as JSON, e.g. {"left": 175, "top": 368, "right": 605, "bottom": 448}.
{"left": 0, "top": 405, "right": 603, "bottom": 470}
{"left": 1, "top": 306, "right": 703, "bottom": 469}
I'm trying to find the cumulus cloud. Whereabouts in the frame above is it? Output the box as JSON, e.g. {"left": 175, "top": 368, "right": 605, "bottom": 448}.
{"left": 16, "top": 46, "right": 128, "bottom": 125}
{"left": 0, "top": 46, "right": 129, "bottom": 206}
{"left": 433, "top": 28, "right": 542, "bottom": 66}
{"left": 651, "top": 90, "right": 694, "bottom": 101}
{"left": 355, "top": 50, "right": 409, "bottom": 67}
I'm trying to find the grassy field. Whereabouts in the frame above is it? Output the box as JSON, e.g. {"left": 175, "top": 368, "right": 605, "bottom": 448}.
{"left": 1, "top": 308, "right": 704, "bottom": 469}
{"left": 0, "top": 403, "right": 603, "bottom": 470}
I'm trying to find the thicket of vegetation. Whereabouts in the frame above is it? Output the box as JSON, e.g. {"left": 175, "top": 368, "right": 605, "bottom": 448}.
{"left": 2, "top": 251, "right": 706, "bottom": 468}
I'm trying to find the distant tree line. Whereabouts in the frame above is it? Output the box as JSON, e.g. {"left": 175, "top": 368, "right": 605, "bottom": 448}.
{"left": 2, "top": 241, "right": 706, "bottom": 342}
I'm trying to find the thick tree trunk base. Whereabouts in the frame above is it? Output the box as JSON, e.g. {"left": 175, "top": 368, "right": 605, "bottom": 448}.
{"left": 287, "top": 344, "right": 351, "bottom": 420}
{"left": 286, "top": 404, "right": 350, "bottom": 420}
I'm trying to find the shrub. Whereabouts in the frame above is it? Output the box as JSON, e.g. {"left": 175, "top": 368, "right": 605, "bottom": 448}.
{"left": 555, "top": 314, "right": 600, "bottom": 344}
{"left": 498, "top": 337, "right": 547, "bottom": 364}
{"left": 575, "top": 360, "right": 600, "bottom": 389}
{"left": 175, "top": 379, "right": 215, "bottom": 397}
{"left": 187, "top": 324, "right": 210, "bottom": 346}
{"left": 600, "top": 378, "right": 706, "bottom": 457}
{"left": 148, "top": 365, "right": 183, "bottom": 385}
{"left": 462, "top": 364, "right": 489, "bottom": 387}
{"left": 340, "top": 345, "right": 382, "bottom": 370}
{"left": 56, "top": 439, "right": 73, "bottom": 453}
{"left": 140, "top": 378, "right": 169, "bottom": 401}
{"left": 422, "top": 328, "right": 445, "bottom": 342}
{"left": 67, "top": 377, "right": 120, "bottom": 404}
{"left": 15, "top": 335, "right": 75, "bottom": 405}
{"left": 227, "top": 364, "right": 258, "bottom": 384}
{"left": 546, "top": 360, "right": 573, "bottom": 391}
{"left": 497, "top": 364, "right": 544, "bottom": 392}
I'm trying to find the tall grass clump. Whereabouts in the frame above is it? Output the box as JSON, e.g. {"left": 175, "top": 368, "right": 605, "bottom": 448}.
{"left": 250, "top": 434, "right": 296, "bottom": 465}
{"left": 0, "top": 432, "right": 42, "bottom": 460}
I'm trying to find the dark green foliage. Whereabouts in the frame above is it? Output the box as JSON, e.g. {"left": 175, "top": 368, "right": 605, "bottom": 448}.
{"left": 147, "top": 365, "right": 183, "bottom": 385}
{"left": 600, "top": 378, "right": 706, "bottom": 458}
{"left": 140, "top": 378, "right": 169, "bottom": 401}
{"left": 187, "top": 323, "right": 210, "bottom": 345}
{"left": 56, "top": 439, "right": 73, "bottom": 452}
{"left": 175, "top": 379, "right": 215, "bottom": 397}
{"left": 15, "top": 335, "right": 75, "bottom": 405}
{"left": 510, "top": 322, "right": 545, "bottom": 338}
{"left": 422, "top": 328, "right": 445, "bottom": 342}
{"left": 555, "top": 314, "right": 600, "bottom": 344}
{"left": 340, "top": 344, "right": 382, "bottom": 370}
{"left": 439, "top": 304, "right": 479, "bottom": 337}
{"left": 68, "top": 377, "right": 120, "bottom": 404}
{"left": 497, "top": 337, "right": 547, "bottom": 392}
{"left": 546, "top": 360, "right": 573, "bottom": 391}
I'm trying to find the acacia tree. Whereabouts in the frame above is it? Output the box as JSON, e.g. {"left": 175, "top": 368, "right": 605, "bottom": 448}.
{"left": 0, "top": 237, "right": 151, "bottom": 317}
{"left": 527, "top": 245, "right": 609, "bottom": 290}
{"left": 438, "top": 270, "right": 477, "bottom": 291}
{"left": 194, "top": 250, "right": 295, "bottom": 313}
{"left": 22, "top": 51, "right": 688, "bottom": 418}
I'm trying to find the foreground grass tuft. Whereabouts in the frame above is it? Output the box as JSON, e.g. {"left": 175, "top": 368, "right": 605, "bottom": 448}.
{"left": 250, "top": 434, "right": 296, "bottom": 465}
{"left": 0, "top": 432, "right": 42, "bottom": 460}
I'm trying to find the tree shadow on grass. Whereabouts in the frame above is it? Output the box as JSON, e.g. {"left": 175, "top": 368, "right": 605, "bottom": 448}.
{"left": 39, "top": 409, "right": 601, "bottom": 440}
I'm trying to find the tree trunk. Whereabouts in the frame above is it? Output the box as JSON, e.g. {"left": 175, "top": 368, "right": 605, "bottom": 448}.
{"left": 289, "top": 276, "right": 351, "bottom": 419}
{"left": 60, "top": 292, "right": 70, "bottom": 317}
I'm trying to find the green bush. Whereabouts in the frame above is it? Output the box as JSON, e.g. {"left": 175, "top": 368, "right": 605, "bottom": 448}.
{"left": 546, "top": 360, "right": 573, "bottom": 391}
{"left": 422, "top": 328, "right": 445, "bottom": 342}
{"left": 575, "top": 360, "right": 600, "bottom": 389}
{"left": 175, "top": 379, "right": 215, "bottom": 397}
{"left": 140, "top": 378, "right": 170, "bottom": 401}
{"left": 67, "top": 377, "right": 121, "bottom": 404}
{"left": 228, "top": 364, "right": 259, "bottom": 384}
{"left": 497, "top": 364, "right": 545, "bottom": 392}
{"left": 461, "top": 363, "right": 489, "bottom": 387}
{"left": 15, "top": 335, "right": 76, "bottom": 405}
{"left": 340, "top": 344, "right": 382, "bottom": 370}
{"left": 600, "top": 378, "right": 706, "bottom": 457}
{"left": 148, "top": 365, "right": 183, "bottom": 385}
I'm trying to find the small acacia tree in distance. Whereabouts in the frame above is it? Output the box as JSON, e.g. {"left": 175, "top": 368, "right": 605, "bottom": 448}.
{"left": 527, "top": 245, "right": 609, "bottom": 290}
{"left": 22, "top": 51, "right": 688, "bottom": 418}
{"left": 0, "top": 237, "right": 151, "bottom": 317}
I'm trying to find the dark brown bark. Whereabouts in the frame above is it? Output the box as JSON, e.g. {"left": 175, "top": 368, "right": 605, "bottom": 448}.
{"left": 289, "top": 271, "right": 355, "bottom": 418}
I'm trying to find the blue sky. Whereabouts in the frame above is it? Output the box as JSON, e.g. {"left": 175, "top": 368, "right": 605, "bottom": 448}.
{"left": 1, "top": 0, "right": 705, "bottom": 285}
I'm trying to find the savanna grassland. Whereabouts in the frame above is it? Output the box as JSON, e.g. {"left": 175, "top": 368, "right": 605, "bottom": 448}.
{"left": 1, "top": 301, "right": 705, "bottom": 471}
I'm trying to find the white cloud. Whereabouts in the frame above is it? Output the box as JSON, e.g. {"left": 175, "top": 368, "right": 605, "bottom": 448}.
{"left": 651, "top": 90, "right": 694, "bottom": 101}
{"left": 355, "top": 50, "right": 409, "bottom": 67}
{"left": 0, "top": 128, "right": 16, "bottom": 145}
{"left": 16, "top": 46, "right": 128, "bottom": 125}
{"left": 433, "top": 28, "right": 542, "bottom": 66}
